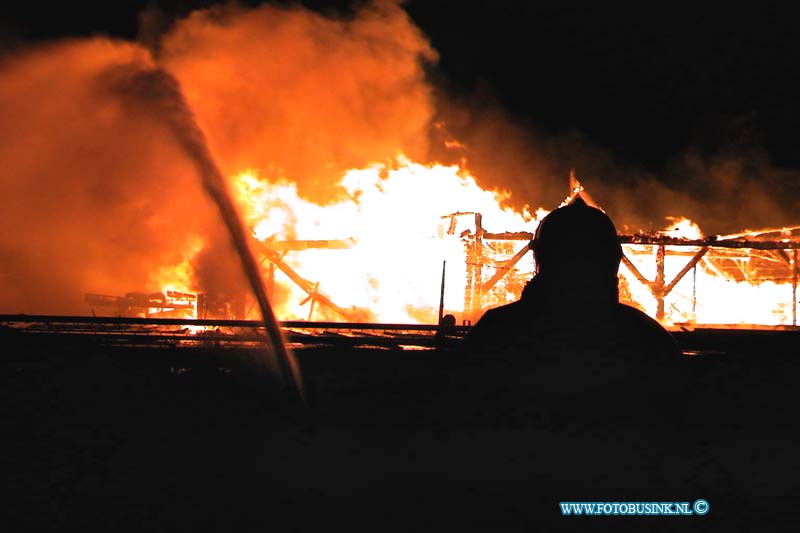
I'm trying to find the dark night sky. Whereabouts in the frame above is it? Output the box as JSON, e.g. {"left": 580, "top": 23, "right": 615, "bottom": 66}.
{"left": 4, "top": 1, "right": 800, "bottom": 170}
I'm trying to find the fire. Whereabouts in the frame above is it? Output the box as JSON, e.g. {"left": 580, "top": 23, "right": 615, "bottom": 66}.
{"left": 139, "top": 160, "right": 799, "bottom": 330}
{"left": 620, "top": 220, "right": 800, "bottom": 328}
{"left": 230, "top": 155, "right": 539, "bottom": 323}
{"left": 2, "top": 3, "right": 797, "bottom": 330}
{"left": 660, "top": 217, "right": 703, "bottom": 240}
{"left": 150, "top": 234, "right": 206, "bottom": 297}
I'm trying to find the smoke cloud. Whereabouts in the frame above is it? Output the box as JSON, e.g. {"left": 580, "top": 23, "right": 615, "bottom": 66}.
{"left": 0, "top": 39, "right": 222, "bottom": 313}
{"left": 158, "top": 0, "right": 437, "bottom": 203}
{"left": 434, "top": 93, "right": 800, "bottom": 236}
{"left": 0, "top": 1, "right": 438, "bottom": 315}
{"left": 575, "top": 116, "right": 800, "bottom": 236}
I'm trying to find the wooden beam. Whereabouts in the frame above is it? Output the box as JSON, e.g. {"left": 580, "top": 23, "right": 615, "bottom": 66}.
{"left": 480, "top": 243, "right": 532, "bottom": 294}
{"left": 260, "top": 246, "right": 357, "bottom": 322}
{"left": 620, "top": 254, "right": 652, "bottom": 290}
{"left": 663, "top": 247, "right": 710, "bottom": 295}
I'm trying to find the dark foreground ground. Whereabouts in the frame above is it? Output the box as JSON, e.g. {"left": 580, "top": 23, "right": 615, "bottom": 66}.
{"left": 2, "top": 329, "right": 799, "bottom": 532}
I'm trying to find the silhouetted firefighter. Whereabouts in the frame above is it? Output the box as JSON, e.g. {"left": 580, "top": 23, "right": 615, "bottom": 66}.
{"left": 458, "top": 197, "right": 681, "bottom": 420}
{"left": 463, "top": 197, "right": 678, "bottom": 355}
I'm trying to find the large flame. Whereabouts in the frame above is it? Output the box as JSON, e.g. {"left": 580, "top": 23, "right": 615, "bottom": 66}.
{"left": 230, "top": 155, "right": 539, "bottom": 323}
{"left": 621, "top": 219, "right": 800, "bottom": 327}
{"left": 136, "top": 156, "right": 800, "bottom": 328}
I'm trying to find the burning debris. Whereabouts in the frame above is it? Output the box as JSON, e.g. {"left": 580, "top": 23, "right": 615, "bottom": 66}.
{"left": 86, "top": 291, "right": 197, "bottom": 319}
{"left": 85, "top": 291, "right": 245, "bottom": 320}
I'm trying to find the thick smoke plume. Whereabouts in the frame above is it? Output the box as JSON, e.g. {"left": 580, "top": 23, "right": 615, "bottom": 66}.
{"left": 580, "top": 135, "right": 800, "bottom": 235}
{"left": 0, "top": 39, "right": 220, "bottom": 313}
{"left": 157, "top": 1, "right": 436, "bottom": 203}
{"left": 0, "top": 1, "right": 436, "bottom": 315}
{"left": 433, "top": 95, "right": 800, "bottom": 235}
{"left": 98, "top": 64, "right": 300, "bottom": 391}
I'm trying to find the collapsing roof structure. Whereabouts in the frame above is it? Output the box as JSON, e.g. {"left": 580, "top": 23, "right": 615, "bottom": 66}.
{"left": 456, "top": 175, "right": 800, "bottom": 327}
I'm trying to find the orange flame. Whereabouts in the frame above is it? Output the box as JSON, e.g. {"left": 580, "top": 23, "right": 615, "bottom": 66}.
{"left": 230, "top": 155, "right": 540, "bottom": 323}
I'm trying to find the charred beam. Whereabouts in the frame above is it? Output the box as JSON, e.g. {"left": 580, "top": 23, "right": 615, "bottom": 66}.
{"left": 620, "top": 254, "right": 652, "bottom": 289}
{"left": 715, "top": 225, "right": 800, "bottom": 240}
{"left": 622, "top": 247, "right": 710, "bottom": 322}
{"left": 480, "top": 243, "right": 532, "bottom": 294}
{"left": 619, "top": 234, "right": 800, "bottom": 250}
{"left": 462, "top": 232, "right": 800, "bottom": 249}
{"left": 663, "top": 247, "right": 710, "bottom": 295}
{"left": 259, "top": 245, "right": 358, "bottom": 322}
{"left": 777, "top": 249, "right": 792, "bottom": 266}
{"left": 463, "top": 213, "right": 485, "bottom": 321}
{"left": 655, "top": 245, "right": 666, "bottom": 321}
{"left": 481, "top": 231, "right": 534, "bottom": 241}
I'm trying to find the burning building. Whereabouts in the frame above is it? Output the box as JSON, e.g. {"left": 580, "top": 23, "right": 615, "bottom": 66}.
{"left": 457, "top": 180, "right": 800, "bottom": 328}
{"left": 81, "top": 171, "right": 800, "bottom": 330}
{"left": 2, "top": 2, "right": 800, "bottom": 331}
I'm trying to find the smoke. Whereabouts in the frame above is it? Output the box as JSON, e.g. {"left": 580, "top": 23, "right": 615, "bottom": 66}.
{"left": 0, "top": 39, "right": 221, "bottom": 314}
{"left": 0, "top": 1, "right": 437, "bottom": 316}
{"left": 433, "top": 90, "right": 800, "bottom": 236}
{"left": 582, "top": 114, "right": 800, "bottom": 235}
{"left": 97, "top": 63, "right": 300, "bottom": 392}
{"left": 429, "top": 90, "right": 565, "bottom": 212}
{"left": 157, "top": 0, "right": 437, "bottom": 203}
